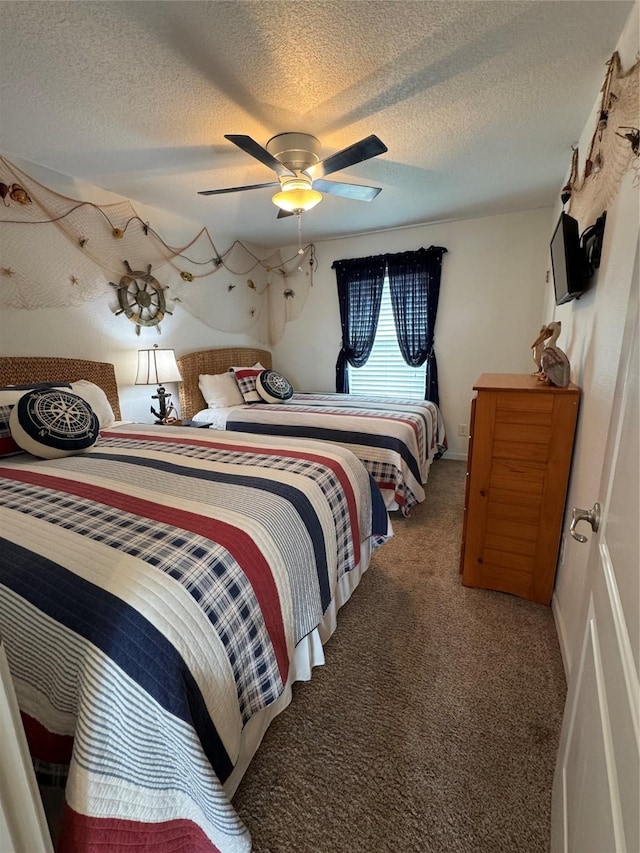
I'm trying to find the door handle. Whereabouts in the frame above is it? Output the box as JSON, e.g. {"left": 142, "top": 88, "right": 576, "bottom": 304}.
{"left": 569, "top": 502, "right": 601, "bottom": 543}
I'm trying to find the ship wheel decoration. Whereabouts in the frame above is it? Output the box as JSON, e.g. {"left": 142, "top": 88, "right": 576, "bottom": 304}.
{"left": 109, "top": 260, "right": 172, "bottom": 335}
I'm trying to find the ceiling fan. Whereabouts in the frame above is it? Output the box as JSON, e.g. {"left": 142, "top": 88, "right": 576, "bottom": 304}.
{"left": 198, "top": 132, "right": 388, "bottom": 217}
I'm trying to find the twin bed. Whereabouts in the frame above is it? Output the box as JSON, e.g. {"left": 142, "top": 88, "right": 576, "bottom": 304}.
{"left": 177, "top": 347, "right": 446, "bottom": 516}
{"left": 0, "top": 349, "right": 444, "bottom": 853}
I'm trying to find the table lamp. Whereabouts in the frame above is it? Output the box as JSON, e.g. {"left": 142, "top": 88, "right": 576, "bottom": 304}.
{"left": 135, "top": 344, "right": 182, "bottom": 423}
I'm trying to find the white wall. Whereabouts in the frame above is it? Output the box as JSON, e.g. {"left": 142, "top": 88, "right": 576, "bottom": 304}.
{"left": 0, "top": 160, "right": 272, "bottom": 424}
{"left": 1, "top": 155, "right": 551, "bottom": 452}
{"left": 548, "top": 3, "right": 639, "bottom": 675}
{"left": 272, "top": 208, "right": 551, "bottom": 458}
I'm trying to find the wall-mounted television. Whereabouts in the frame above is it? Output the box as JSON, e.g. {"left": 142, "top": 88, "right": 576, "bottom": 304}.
{"left": 550, "top": 212, "right": 587, "bottom": 305}
{"left": 550, "top": 211, "right": 607, "bottom": 306}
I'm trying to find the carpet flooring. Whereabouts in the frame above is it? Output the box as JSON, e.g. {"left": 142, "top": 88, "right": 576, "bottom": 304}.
{"left": 233, "top": 458, "right": 567, "bottom": 853}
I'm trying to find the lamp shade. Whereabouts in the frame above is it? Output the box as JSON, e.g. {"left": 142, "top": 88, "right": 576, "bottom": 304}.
{"left": 272, "top": 178, "right": 322, "bottom": 214}
{"left": 135, "top": 347, "right": 182, "bottom": 385}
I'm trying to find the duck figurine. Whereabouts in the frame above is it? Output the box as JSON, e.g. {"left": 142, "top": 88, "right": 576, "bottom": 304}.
{"left": 538, "top": 321, "right": 571, "bottom": 387}
{"left": 531, "top": 324, "right": 552, "bottom": 377}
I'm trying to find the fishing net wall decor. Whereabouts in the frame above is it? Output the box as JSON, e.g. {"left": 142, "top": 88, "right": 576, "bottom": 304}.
{"left": 567, "top": 51, "right": 640, "bottom": 230}
{"left": 0, "top": 156, "right": 316, "bottom": 345}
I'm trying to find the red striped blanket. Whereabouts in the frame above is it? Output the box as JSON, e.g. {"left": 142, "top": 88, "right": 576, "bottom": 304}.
{"left": 0, "top": 424, "right": 390, "bottom": 852}
{"left": 206, "top": 392, "right": 447, "bottom": 515}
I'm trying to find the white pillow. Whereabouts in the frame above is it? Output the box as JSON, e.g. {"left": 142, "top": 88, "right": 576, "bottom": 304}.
{"left": 0, "top": 383, "right": 70, "bottom": 406}
{"left": 0, "top": 380, "right": 116, "bottom": 429}
{"left": 66, "top": 380, "right": 116, "bottom": 429}
{"left": 199, "top": 372, "right": 244, "bottom": 408}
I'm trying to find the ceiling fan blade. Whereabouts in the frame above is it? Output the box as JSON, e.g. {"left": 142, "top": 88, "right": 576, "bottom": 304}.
{"left": 225, "top": 134, "right": 296, "bottom": 179}
{"left": 303, "top": 134, "right": 387, "bottom": 180}
{"left": 198, "top": 180, "right": 279, "bottom": 196}
{"left": 277, "top": 208, "right": 295, "bottom": 219}
{"left": 313, "top": 179, "right": 382, "bottom": 202}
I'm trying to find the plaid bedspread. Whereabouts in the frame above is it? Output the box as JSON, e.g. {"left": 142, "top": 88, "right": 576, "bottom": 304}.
{"left": 0, "top": 424, "right": 390, "bottom": 853}
{"left": 223, "top": 392, "right": 447, "bottom": 515}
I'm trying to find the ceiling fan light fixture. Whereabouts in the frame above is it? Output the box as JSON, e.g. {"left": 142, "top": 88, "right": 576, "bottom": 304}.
{"left": 272, "top": 179, "right": 322, "bottom": 213}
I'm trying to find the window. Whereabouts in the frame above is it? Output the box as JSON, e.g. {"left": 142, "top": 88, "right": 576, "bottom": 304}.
{"left": 334, "top": 245, "right": 446, "bottom": 404}
{"left": 348, "top": 276, "right": 427, "bottom": 400}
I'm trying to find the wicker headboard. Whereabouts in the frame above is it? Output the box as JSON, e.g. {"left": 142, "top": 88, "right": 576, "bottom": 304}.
{"left": 0, "top": 356, "right": 122, "bottom": 420}
{"left": 177, "top": 347, "right": 272, "bottom": 419}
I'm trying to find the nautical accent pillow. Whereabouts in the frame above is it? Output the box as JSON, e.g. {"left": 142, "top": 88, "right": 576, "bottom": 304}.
{"left": 0, "top": 382, "right": 71, "bottom": 457}
{"left": 229, "top": 363, "right": 265, "bottom": 404}
{"left": 199, "top": 372, "right": 244, "bottom": 408}
{"left": 9, "top": 388, "right": 100, "bottom": 459}
{"left": 256, "top": 369, "right": 294, "bottom": 404}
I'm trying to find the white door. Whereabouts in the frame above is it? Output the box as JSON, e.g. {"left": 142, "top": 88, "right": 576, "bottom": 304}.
{"left": 551, "top": 252, "right": 639, "bottom": 853}
{"left": 0, "top": 643, "right": 53, "bottom": 852}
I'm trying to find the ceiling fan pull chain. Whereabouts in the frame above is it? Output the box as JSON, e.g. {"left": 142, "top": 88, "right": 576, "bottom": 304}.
{"left": 297, "top": 213, "right": 303, "bottom": 256}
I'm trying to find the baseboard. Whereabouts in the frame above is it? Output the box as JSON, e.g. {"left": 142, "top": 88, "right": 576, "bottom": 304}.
{"left": 441, "top": 452, "right": 467, "bottom": 462}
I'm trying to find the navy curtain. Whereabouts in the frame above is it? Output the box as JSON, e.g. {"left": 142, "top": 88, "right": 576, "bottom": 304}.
{"left": 332, "top": 255, "right": 387, "bottom": 392}
{"left": 386, "top": 245, "right": 447, "bottom": 405}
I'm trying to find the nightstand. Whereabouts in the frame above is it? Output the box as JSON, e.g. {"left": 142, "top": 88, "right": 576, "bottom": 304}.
{"left": 176, "top": 419, "right": 210, "bottom": 428}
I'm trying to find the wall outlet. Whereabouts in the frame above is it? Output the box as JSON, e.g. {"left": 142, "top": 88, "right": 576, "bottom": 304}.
{"left": 457, "top": 423, "right": 469, "bottom": 437}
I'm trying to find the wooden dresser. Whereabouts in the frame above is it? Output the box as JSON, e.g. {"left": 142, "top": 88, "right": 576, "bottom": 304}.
{"left": 460, "top": 373, "right": 580, "bottom": 605}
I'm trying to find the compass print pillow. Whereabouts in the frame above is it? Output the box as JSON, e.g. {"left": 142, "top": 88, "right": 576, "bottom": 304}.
{"left": 256, "top": 369, "right": 294, "bottom": 404}
{"left": 10, "top": 388, "right": 100, "bottom": 459}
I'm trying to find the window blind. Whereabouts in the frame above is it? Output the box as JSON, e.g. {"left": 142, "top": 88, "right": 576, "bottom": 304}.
{"left": 348, "top": 277, "right": 426, "bottom": 400}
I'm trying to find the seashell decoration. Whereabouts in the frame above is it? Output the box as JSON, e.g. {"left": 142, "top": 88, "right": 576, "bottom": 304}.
{"left": 0, "top": 181, "right": 32, "bottom": 205}
{"left": 9, "top": 183, "right": 32, "bottom": 205}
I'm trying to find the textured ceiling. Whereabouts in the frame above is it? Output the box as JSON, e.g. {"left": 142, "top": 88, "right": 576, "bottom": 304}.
{"left": 0, "top": 1, "right": 633, "bottom": 249}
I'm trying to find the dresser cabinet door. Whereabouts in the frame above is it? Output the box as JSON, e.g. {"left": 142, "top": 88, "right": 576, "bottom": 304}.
{"left": 462, "top": 380, "right": 579, "bottom": 604}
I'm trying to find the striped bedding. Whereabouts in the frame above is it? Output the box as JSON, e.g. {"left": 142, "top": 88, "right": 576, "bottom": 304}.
{"left": 206, "top": 392, "right": 446, "bottom": 515}
{"left": 0, "top": 423, "right": 390, "bottom": 853}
